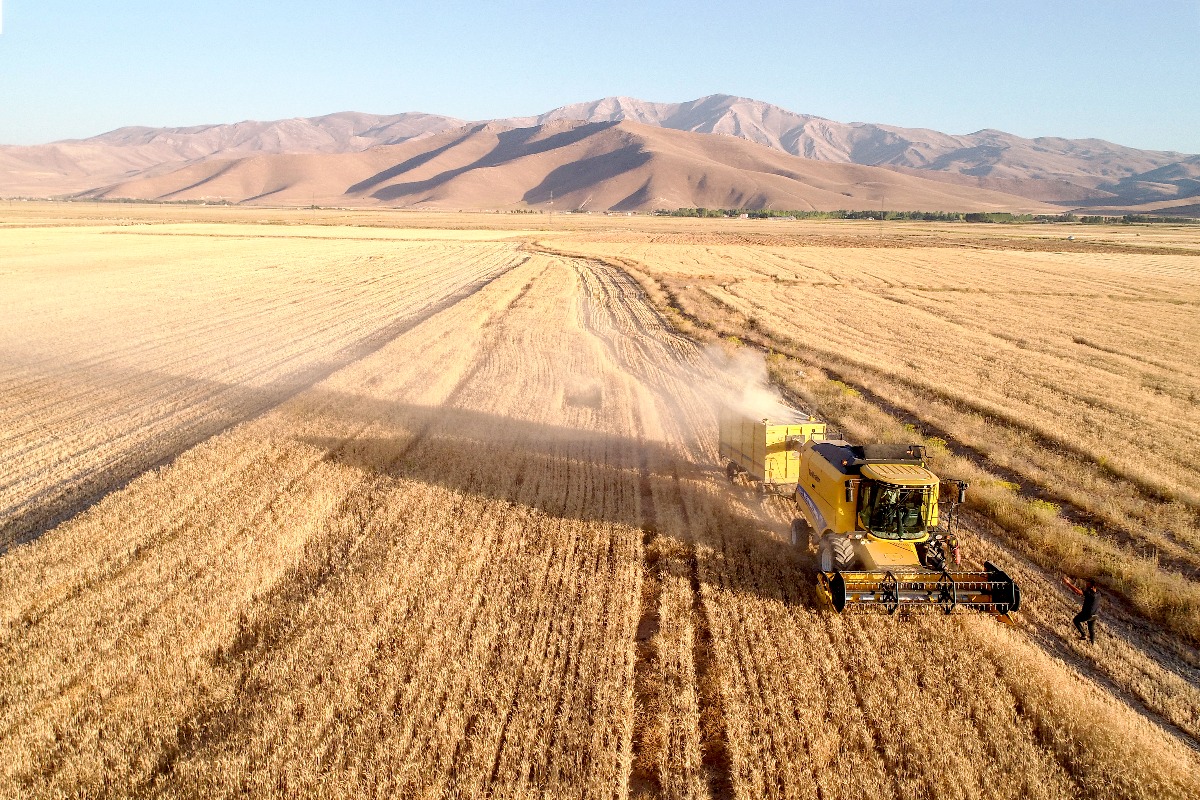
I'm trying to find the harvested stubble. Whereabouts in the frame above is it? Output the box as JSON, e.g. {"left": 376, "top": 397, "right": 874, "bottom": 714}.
{"left": 0, "top": 225, "right": 522, "bottom": 550}
{"left": 1, "top": 215, "right": 1198, "bottom": 799}
{"left": 558, "top": 235, "right": 1200, "bottom": 637}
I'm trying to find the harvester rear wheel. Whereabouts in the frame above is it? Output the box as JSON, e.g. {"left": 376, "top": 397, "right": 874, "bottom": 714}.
{"left": 790, "top": 518, "right": 809, "bottom": 547}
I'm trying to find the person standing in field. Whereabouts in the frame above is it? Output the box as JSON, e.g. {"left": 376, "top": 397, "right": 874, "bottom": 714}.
{"left": 1063, "top": 576, "right": 1100, "bottom": 642}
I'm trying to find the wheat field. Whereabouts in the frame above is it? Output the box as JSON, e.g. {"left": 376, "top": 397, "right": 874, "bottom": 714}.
{"left": 1, "top": 204, "right": 1198, "bottom": 799}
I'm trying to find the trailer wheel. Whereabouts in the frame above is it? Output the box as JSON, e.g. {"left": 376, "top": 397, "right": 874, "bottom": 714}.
{"left": 725, "top": 462, "right": 739, "bottom": 483}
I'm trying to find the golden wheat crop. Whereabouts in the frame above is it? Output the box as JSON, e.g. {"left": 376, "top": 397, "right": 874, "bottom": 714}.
{"left": 1, "top": 206, "right": 1197, "bottom": 799}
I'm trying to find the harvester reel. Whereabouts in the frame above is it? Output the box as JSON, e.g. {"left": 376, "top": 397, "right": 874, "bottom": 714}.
{"left": 880, "top": 571, "right": 900, "bottom": 615}
{"left": 934, "top": 571, "right": 957, "bottom": 615}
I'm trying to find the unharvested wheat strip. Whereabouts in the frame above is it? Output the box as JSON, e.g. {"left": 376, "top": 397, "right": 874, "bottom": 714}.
{"left": 831, "top": 366, "right": 1200, "bottom": 564}
{"left": 972, "top": 620, "right": 1200, "bottom": 799}
{"left": 966, "top": 522, "right": 1200, "bottom": 744}
{"left": 717, "top": 259, "right": 1200, "bottom": 505}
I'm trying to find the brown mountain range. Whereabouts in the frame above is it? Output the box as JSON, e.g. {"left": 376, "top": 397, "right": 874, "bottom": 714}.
{"left": 0, "top": 112, "right": 461, "bottom": 197}
{"left": 3, "top": 95, "right": 1196, "bottom": 214}
{"left": 499, "top": 96, "right": 1198, "bottom": 212}
{"left": 74, "top": 119, "right": 1057, "bottom": 213}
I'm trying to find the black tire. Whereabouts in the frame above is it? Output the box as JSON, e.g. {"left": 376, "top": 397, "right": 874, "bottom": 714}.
{"left": 790, "top": 518, "right": 809, "bottom": 547}
{"left": 819, "top": 538, "right": 835, "bottom": 573}
{"left": 725, "top": 462, "right": 739, "bottom": 483}
{"left": 829, "top": 536, "right": 857, "bottom": 571}
{"left": 819, "top": 533, "right": 851, "bottom": 573}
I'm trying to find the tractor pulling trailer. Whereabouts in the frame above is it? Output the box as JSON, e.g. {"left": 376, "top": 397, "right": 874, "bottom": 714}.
{"left": 720, "top": 408, "right": 1020, "bottom": 617}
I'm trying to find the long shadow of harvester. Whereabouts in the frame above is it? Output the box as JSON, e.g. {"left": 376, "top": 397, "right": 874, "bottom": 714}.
{"left": 296, "top": 395, "right": 817, "bottom": 609}
{"left": 2, "top": 355, "right": 815, "bottom": 609}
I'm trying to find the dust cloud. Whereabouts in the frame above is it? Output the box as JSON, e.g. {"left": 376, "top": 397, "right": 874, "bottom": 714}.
{"left": 697, "top": 344, "right": 802, "bottom": 423}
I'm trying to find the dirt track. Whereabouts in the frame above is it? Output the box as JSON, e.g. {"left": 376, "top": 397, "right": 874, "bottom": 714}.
{"left": 1, "top": 221, "right": 1198, "bottom": 799}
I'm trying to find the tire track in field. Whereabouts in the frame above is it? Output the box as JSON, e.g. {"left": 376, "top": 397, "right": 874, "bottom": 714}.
{"left": 683, "top": 531, "right": 736, "bottom": 799}
{"left": 1, "top": 255, "right": 526, "bottom": 555}
{"left": 629, "top": 435, "right": 664, "bottom": 799}
{"left": 558, "top": 244, "right": 736, "bottom": 800}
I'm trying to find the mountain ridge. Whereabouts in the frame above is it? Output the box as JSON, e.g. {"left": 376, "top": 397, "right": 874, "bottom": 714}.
{"left": 3, "top": 94, "right": 1197, "bottom": 214}
{"left": 74, "top": 119, "right": 1059, "bottom": 214}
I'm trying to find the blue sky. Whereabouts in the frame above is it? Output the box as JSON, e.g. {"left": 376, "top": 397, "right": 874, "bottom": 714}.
{"left": 1, "top": 1, "right": 1198, "bottom": 151}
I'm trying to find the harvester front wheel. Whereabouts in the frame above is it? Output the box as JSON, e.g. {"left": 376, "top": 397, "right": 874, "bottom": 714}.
{"left": 819, "top": 535, "right": 856, "bottom": 573}
{"left": 832, "top": 537, "right": 856, "bottom": 570}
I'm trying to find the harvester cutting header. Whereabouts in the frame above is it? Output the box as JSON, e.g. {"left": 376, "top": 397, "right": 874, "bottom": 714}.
{"left": 720, "top": 407, "right": 1020, "bottom": 617}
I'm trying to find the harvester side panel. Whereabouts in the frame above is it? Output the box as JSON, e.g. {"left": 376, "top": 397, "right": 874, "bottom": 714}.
{"left": 797, "top": 439, "right": 860, "bottom": 534}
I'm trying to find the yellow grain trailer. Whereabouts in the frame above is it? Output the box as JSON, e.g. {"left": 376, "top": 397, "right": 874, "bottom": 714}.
{"left": 718, "top": 407, "right": 827, "bottom": 494}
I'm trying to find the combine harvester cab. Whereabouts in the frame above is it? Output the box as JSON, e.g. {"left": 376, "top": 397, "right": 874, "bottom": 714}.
{"left": 720, "top": 408, "right": 1020, "bottom": 618}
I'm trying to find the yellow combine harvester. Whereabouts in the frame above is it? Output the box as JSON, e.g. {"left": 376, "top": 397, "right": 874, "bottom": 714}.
{"left": 720, "top": 408, "right": 1020, "bottom": 616}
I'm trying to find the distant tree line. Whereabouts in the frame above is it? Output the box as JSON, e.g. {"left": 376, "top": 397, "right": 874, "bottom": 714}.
{"left": 654, "top": 208, "right": 1197, "bottom": 224}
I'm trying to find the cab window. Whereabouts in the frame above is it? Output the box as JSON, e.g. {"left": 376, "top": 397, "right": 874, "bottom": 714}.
{"left": 859, "top": 484, "right": 929, "bottom": 540}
